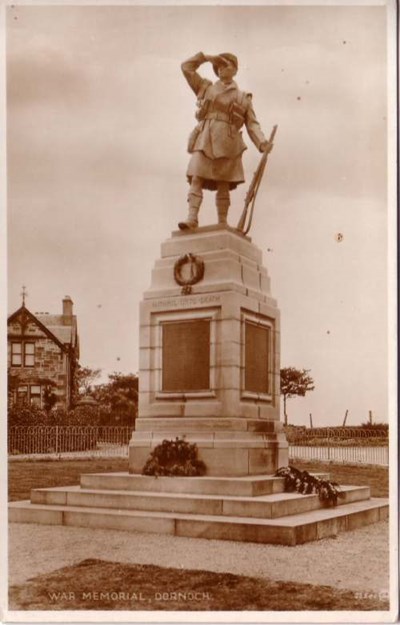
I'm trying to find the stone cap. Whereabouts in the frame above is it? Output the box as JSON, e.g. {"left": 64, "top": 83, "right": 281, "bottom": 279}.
{"left": 172, "top": 224, "right": 252, "bottom": 241}
{"left": 162, "top": 226, "right": 262, "bottom": 264}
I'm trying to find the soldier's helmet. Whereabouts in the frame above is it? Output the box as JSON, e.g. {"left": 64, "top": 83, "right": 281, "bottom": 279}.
{"left": 212, "top": 53, "right": 238, "bottom": 76}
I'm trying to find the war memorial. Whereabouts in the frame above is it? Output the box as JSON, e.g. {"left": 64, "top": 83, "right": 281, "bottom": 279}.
{"left": 9, "top": 52, "right": 388, "bottom": 545}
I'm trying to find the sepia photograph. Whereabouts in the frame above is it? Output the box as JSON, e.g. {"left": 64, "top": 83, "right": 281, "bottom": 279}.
{"left": 3, "top": 0, "right": 397, "bottom": 622}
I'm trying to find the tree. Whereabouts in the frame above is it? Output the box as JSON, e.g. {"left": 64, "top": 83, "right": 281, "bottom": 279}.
{"left": 92, "top": 372, "right": 138, "bottom": 425}
{"left": 280, "top": 367, "right": 315, "bottom": 426}
{"left": 75, "top": 365, "right": 102, "bottom": 396}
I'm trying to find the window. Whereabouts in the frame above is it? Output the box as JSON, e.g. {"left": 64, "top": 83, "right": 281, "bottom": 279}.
{"left": 11, "top": 342, "right": 35, "bottom": 367}
{"left": 16, "top": 385, "right": 28, "bottom": 407}
{"left": 11, "top": 343, "right": 22, "bottom": 366}
{"left": 30, "top": 385, "right": 41, "bottom": 407}
{"left": 24, "top": 343, "right": 35, "bottom": 367}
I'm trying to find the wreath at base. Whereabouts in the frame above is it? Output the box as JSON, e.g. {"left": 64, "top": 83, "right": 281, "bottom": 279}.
{"left": 142, "top": 437, "right": 206, "bottom": 477}
{"left": 275, "top": 465, "right": 344, "bottom": 506}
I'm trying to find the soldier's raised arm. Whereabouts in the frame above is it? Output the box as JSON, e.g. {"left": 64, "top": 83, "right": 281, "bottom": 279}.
{"left": 181, "top": 52, "right": 209, "bottom": 96}
{"left": 181, "top": 52, "right": 227, "bottom": 96}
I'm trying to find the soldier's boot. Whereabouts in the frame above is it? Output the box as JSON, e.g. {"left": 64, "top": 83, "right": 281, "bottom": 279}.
{"left": 178, "top": 192, "right": 202, "bottom": 230}
{"left": 216, "top": 191, "right": 230, "bottom": 226}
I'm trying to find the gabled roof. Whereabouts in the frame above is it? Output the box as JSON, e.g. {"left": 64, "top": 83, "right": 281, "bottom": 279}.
{"left": 35, "top": 313, "right": 79, "bottom": 352}
{"left": 8, "top": 306, "right": 79, "bottom": 357}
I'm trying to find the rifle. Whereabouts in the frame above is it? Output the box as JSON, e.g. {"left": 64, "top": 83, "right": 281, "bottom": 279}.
{"left": 236, "top": 125, "right": 278, "bottom": 235}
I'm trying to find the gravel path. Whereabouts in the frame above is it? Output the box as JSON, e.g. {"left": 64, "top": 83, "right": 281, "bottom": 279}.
{"left": 9, "top": 520, "right": 389, "bottom": 594}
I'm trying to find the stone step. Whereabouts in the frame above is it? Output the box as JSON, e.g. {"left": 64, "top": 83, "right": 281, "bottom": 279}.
{"left": 29, "top": 484, "right": 370, "bottom": 519}
{"left": 9, "top": 497, "right": 388, "bottom": 546}
{"left": 79, "top": 471, "right": 330, "bottom": 497}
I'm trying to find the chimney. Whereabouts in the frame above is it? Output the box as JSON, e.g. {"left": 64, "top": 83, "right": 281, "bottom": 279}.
{"left": 62, "top": 296, "right": 73, "bottom": 325}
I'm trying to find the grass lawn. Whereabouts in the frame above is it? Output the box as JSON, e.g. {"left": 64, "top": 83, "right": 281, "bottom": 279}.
{"left": 9, "top": 559, "right": 389, "bottom": 611}
{"left": 292, "top": 459, "right": 389, "bottom": 497}
{"left": 8, "top": 458, "right": 128, "bottom": 502}
{"left": 8, "top": 457, "right": 389, "bottom": 501}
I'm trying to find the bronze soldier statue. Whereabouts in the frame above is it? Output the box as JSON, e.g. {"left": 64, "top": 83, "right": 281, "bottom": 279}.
{"left": 179, "top": 51, "right": 273, "bottom": 231}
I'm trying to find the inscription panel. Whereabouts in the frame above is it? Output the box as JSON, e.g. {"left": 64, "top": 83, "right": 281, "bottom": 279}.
{"left": 244, "top": 321, "right": 270, "bottom": 394}
{"left": 152, "top": 295, "right": 221, "bottom": 309}
{"left": 162, "top": 320, "right": 210, "bottom": 392}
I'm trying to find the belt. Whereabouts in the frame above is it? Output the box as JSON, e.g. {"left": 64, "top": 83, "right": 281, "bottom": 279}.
{"left": 204, "top": 111, "right": 230, "bottom": 123}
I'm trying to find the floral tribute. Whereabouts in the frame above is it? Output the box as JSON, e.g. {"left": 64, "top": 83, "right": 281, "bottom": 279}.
{"left": 275, "top": 466, "right": 343, "bottom": 506}
{"left": 142, "top": 437, "right": 206, "bottom": 477}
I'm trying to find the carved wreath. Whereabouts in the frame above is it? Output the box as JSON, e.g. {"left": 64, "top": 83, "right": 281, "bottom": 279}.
{"left": 174, "top": 253, "right": 205, "bottom": 294}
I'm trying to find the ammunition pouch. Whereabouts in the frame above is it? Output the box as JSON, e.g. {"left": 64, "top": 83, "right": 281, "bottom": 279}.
{"left": 195, "top": 98, "right": 210, "bottom": 121}
{"left": 202, "top": 100, "right": 246, "bottom": 130}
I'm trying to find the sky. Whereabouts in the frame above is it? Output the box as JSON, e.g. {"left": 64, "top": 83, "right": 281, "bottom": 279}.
{"left": 6, "top": 2, "right": 393, "bottom": 427}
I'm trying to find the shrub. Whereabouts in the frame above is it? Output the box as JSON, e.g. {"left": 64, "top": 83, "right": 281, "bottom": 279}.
{"left": 7, "top": 404, "right": 126, "bottom": 428}
{"left": 142, "top": 437, "right": 206, "bottom": 477}
{"left": 8, "top": 405, "right": 48, "bottom": 427}
{"left": 360, "top": 421, "right": 388, "bottom": 431}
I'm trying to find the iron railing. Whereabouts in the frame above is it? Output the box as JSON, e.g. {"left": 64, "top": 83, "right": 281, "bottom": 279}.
{"left": 289, "top": 444, "right": 389, "bottom": 466}
{"left": 8, "top": 425, "right": 389, "bottom": 466}
{"left": 8, "top": 425, "right": 133, "bottom": 458}
{"left": 287, "top": 427, "right": 389, "bottom": 466}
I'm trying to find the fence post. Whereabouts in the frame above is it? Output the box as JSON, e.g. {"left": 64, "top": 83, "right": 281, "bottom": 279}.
{"left": 327, "top": 428, "right": 331, "bottom": 461}
{"left": 55, "top": 425, "right": 59, "bottom": 454}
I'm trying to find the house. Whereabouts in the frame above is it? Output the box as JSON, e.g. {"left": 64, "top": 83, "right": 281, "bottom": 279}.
{"left": 7, "top": 295, "right": 80, "bottom": 410}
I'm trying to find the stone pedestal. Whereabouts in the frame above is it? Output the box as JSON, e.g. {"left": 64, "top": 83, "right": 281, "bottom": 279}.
{"left": 129, "top": 224, "right": 288, "bottom": 476}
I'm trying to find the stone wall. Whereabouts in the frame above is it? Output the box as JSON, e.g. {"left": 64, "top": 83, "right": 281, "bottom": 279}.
{"left": 8, "top": 317, "right": 69, "bottom": 408}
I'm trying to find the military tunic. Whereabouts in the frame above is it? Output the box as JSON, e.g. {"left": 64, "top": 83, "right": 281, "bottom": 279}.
{"left": 182, "top": 52, "right": 267, "bottom": 190}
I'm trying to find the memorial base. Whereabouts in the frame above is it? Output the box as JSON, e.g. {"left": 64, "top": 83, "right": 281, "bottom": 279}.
{"left": 129, "top": 417, "right": 288, "bottom": 476}
{"left": 130, "top": 225, "right": 288, "bottom": 476}
{"left": 9, "top": 471, "right": 388, "bottom": 546}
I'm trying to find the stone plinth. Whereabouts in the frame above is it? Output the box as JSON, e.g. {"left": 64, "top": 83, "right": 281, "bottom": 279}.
{"left": 9, "top": 472, "right": 388, "bottom": 546}
{"left": 129, "top": 225, "right": 288, "bottom": 476}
